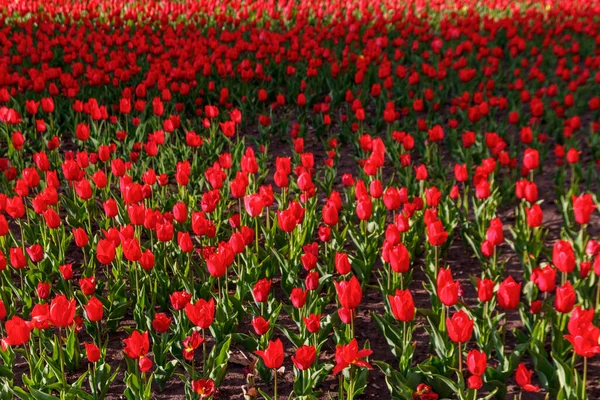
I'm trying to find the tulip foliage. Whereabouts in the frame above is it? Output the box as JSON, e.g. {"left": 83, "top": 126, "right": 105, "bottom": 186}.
{"left": 1, "top": 0, "right": 600, "bottom": 399}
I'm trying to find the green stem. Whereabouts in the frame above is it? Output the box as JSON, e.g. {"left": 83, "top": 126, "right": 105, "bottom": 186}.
{"left": 273, "top": 369, "right": 278, "bottom": 400}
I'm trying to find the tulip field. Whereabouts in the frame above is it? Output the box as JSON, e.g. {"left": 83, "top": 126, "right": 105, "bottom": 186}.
{"left": 1, "top": 0, "right": 600, "bottom": 398}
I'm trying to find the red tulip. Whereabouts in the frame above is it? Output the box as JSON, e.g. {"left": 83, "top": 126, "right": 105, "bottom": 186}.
{"left": 152, "top": 313, "right": 172, "bottom": 333}
{"left": 185, "top": 298, "right": 215, "bottom": 329}
{"left": 447, "top": 310, "right": 474, "bottom": 343}
{"left": 437, "top": 268, "right": 459, "bottom": 306}
{"left": 389, "top": 243, "right": 410, "bottom": 273}
{"left": 85, "top": 342, "right": 101, "bottom": 363}
{"left": 531, "top": 265, "right": 556, "bottom": 293}
{"left": 322, "top": 201, "right": 339, "bottom": 226}
{"left": 253, "top": 278, "right": 272, "bottom": 303}
{"left": 332, "top": 338, "right": 373, "bottom": 374}
{"left": 335, "top": 252, "right": 351, "bottom": 275}
{"left": 292, "top": 345, "right": 316, "bottom": 370}
{"left": 244, "top": 194, "right": 264, "bottom": 217}
{"left": 2, "top": 316, "right": 31, "bottom": 348}
{"left": 170, "top": 291, "right": 192, "bottom": 311}
{"left": 84, "top": 296, "right": 103, "bottom": 322}
{"left": 523, "top": 148, "right": 539, "bottom": 171}
{"left": 191, "top": 379, "right": 216, "bottom": 399}
{"left": 476, "top": 278, "right": 495, "bottom": 302}
{"left": 427, "top": 220, "right": 448, "bottom": 246}
{"left": 251, "top": 316, "right": 270, "bottom": 336}
{"left": 123, "top": 331, "right": 149, "bottom": 360}
{"left": 255, "top": 338, "right": 284, "bottom": 369}
{"left": 486, "top": 218, "right": 504, "bottom": 246}
{"left": 497, "top": 276, "right": 521, "bottom": 310}
{"left": 552, "top": 240, "right": 575, "bottom": 273}
{"left": 554, "top": 281, "right": 576, "bottom": 313}
{"left": 334, "top": 276, "right": 362, "bottom": 310}
{"left": 572, "top": 194, "right": 596, "bottom": 225}
{"left": 9, "top": 247, "right": 27, "bottom": 269}
{"left": 388, "top": 289, "right": 415, "bottom": 322}
{"left": 515, "top": 363, "right": 540, "bottom": 392}
{"left": 49, "top": 295, "right": 76, "bottom": 327}
{"left": 183, "top": 331, "right": 205, "bottom": 360}
{"left": 525, "top": 204, "right": 543, "bottom": 227}
{"left": 290, "top": 287, "right": 307, "bottom": 308}
{"left": 303, "top": 314, "right": 321, "bottom": 334}
{"left": 96, "top": 239, "right": 116, "bottom": 265}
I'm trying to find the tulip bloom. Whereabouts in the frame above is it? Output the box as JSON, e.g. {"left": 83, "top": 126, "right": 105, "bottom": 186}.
{"left": 96, "top": 239, "right": 116, "bottom": 265}
{"left": 552, "top": 240, "right": 576, "bottom": 274}
{"left": 182, "top": 331, "right": 205, "bottom": 361}
{"left": 1, "top": 316, "right": 31, "bottom": 349}
{"left": 334, "top": 276, "right": 362, "bottom": 310}
{"left": 303, "top": 314, "right": 321, "bottom": 334}
{"left": 191, "top": 379, "right": 216, "bottom": 399}
{"left": 476, "top": 278, "right": 495, "bottom": 302}
{"left": 252, "top": 278, "right": 272, "bottom": 303}
{"left": 572, "top": 194, "right": 596, "bottom": 225}
{"left": 84, "top": 296, "right": 104, "bottom": 322}
{"left": 497, "top": 276, "right": 521, "bottom": 310}
{"left": 85, "top": 343, "right": 101, "bottom": 363}
{"left": 255, "top": 338, "right": 284, "bottom": 369}
{"left": 332, "top": 338, "right": 373, "bottom": 374}
{"left": 152, "top": 313, "right": 172, "bottom": 334}
{"left": 292, "top": 345, "right": 316, "bottom": 371}
{"left": 446, "top": 310, "right": 474, "bottom": 343}
{"left": 554, "top": 282, "right": 576, "bottom": 314}
{"left": 515, "top": 363, "right": 540, "bottom": 392}
{"left": 427, "top": 220, "right": 448, "bottom": 246}
{"left": 244, "top": 194, "right": 264, "bottom": 217}
{"left": 388, "top": 289, "right": 415, "bottom": 322}
{"left": 185, "top": 298, "right": 215, "bottom": 329}
{"left": 49, "top": 295, "right": 76, "bottom": 328}
{"left": 123, "top": 330, "right": 152, "bottom": 372}
{"left": 437, "top": 268, "right": 459, "bottom": 307}
{"left": 467, "top": 349, "right": 487, "bottom": 390}
{"left": 531, "top": 265, "right": 556, "bottom": 293}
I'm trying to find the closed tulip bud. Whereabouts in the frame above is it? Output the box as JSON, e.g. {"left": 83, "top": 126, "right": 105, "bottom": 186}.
{"left": 437, "top": 268, "right": 459, "bottom": 306}
{"left": 37, "top": 282, "right": 51, "bottom": 300}
{"left": 486, "top": 218, "right": 504, "bottom": 246}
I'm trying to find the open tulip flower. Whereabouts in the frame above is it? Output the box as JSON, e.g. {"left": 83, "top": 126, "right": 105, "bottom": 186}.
{"left": 1, "top": 1, "right": 600, "bottom": 399}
